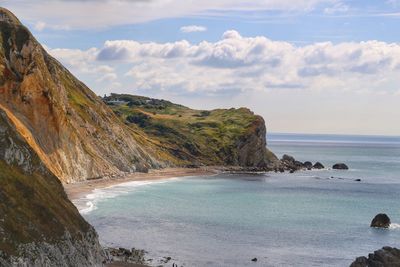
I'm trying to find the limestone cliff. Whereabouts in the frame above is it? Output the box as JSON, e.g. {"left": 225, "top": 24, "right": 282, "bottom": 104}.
{"left": 0, "top": 109, "right": 104, "bottom": 266}
{"left": 104, "top": 94, "right": 278, "bottom": 169}
{"left": 0, "top": 7, "right": 161, "bottom": 183}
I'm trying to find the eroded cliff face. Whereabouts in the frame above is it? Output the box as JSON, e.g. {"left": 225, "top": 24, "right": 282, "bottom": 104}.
{"left": 0, "top": 7, "right": 161, "bottom": 183}
{"left": 235, "top": 115, "right": 277, "bottom": 168}
{"left": 0, "top": 109, "right": 104, "bottom": 266}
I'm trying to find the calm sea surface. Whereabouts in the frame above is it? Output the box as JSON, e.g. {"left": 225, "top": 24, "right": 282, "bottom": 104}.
{"left": 79, "top": 133, "right": 400, "bottom": 266}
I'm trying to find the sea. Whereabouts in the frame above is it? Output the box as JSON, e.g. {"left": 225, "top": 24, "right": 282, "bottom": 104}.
{"left": 77, "top": 133, "right": 400, "bottom": 267}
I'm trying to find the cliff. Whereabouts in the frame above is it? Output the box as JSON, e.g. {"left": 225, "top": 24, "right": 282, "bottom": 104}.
{"left": 0, "top": 6, "right": 278, "bottom": 266}
{"left": 103, "top": 94, "right": 278, "bottom": 169}
{"left": 0, "top": 6, "right": 277, "bottom": 182}
{"left": 0, "top": 7, "right": 161, "bottom": 183}
{"left": 0, "top": 108, "right": 104, "bottom": 266}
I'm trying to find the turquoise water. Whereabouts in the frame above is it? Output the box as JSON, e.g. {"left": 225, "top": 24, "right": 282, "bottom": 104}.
{"left": 81, "top": 134, "right": 400, "bottom": 266}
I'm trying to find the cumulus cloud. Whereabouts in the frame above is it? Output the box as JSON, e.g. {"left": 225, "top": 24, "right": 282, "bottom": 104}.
{"left": 3, "top": 0, "right": 338, "bottom": 29}
{"left": 180, "top": 25, "right": 207, "bottom": 33}
{"left": 46, "top": 30, "right": 400, "bottom": 96}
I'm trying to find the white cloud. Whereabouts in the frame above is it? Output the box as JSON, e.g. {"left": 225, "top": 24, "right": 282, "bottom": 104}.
{"left": 33, "top": 20, "right": 70, "bottom": 31}
{"left": 46, "top": 30, "right": 400, "bottom": 98}
{"left": 96, "top": 72, "right": 118, "bottom": 82}
{"left": 3, "top": 0, "right": 337, "bottom": 29}
{"left": 180, "top": 25, "right": 207, "bottom": 33}
{"left": 323, "top": 2, "right": 349, "bottom": 14}
{"left": 43, "top": 30, "right": 400, "bottom": 135}
{"left": 34, "top": 21, "right": 46, "bottom": 31}
{"left": 46, "top": 47, "right": 120, "bottom": 87}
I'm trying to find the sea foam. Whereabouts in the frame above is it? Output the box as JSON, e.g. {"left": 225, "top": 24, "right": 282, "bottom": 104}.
{"left": 75, "top": 178, "right": 179, "bottom": 214}
{"left": 390, "top": 223, "right": 400, "bottom": 230}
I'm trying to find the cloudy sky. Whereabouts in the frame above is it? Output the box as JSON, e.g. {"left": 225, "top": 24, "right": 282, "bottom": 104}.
{"left": 2, "top": 0, "right": 400, "bottom": 135}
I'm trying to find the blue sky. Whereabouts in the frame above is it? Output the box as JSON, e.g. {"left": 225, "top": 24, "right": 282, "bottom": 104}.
{"left": 2, "top": 0, "right": 400, "bottom": 135}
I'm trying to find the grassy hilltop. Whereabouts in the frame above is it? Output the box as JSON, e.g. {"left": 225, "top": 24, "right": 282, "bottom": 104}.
{"left": 104, "top": 94, "right": 277, "bottom": 168}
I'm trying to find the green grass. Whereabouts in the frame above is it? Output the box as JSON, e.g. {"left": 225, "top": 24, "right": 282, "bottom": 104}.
{"left": 0, "top": 159, "right": 90, "bottom": 257}
{"left": 103, "top": 94, "right": 265, "bottom": 166}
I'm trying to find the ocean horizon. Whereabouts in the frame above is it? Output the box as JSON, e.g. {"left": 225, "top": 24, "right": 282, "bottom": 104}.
{"left": 77, "top": 133, "right": 400, "bottom": 266}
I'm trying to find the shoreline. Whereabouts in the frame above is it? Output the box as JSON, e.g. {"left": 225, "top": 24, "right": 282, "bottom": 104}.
{"left": 64, "top": 167, "right": 218, "bottom": 202}
{"left": 65, "top": 167, "right": 219, "bottom": 267}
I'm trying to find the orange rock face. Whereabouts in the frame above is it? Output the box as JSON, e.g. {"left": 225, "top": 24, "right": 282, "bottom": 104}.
{"left": 0, "top": 7, "right": 161, "bottom": 183}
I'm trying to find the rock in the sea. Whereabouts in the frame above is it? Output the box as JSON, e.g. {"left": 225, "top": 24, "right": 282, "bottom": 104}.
{"left": 313, "top": 162, "right": 325, "bottom": 169}
{"left": 104, "top": 247, "right": 147, "bottom": 265}
{"left": 303, "top": 161, "right": 313, "bottom": 170}
{"left": 350, "top": 246, "right": 400, "bottom": 267}
{"left": 370, "top": 213, "right": 391, "bottom": 228}
{"left": 282, "top": 154, "right": 296, "bottom": 163}
{"left": 332, "top": 163, "right": 349, "bottom": 170}
{"left": 281, "top": 154, "right": 305, "bottom": 172}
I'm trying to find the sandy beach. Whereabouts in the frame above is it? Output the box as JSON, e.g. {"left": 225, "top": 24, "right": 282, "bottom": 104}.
{"left": 64, "top": 167, "right": 217, "bottom": 201}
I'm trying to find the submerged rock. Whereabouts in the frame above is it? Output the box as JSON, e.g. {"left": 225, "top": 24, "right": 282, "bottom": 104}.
{"left": 370, "top": 213, "right": 391, "bottom": 228}
{"left": 332, "top": 163, "right": 349, "bottom": 170}
{"left": 350, "top": 247, "right": 400, "bottom": 267}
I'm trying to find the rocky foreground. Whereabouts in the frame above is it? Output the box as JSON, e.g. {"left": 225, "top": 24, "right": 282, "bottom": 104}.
{"left": 350, "top": 247, "right": 400, "bottom": 267}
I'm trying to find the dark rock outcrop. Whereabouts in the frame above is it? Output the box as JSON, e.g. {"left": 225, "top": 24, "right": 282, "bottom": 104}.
{"left": 280, "top": 154, "right": 304, "bottom": 172}
{"left": 236, "top": 115, "right": 278, "bottom": 169}
{"left": 104, "top": 247, "right": 147, "bottom": 265}
{"left": 282, "top": 154, "right": 295, "bottom": 163}
{"left": 313, "top": 162, "right": 325, "bottom": 169}
{"left": 350, "top": 247, "right": 400, "bottom": 267}
{"left": 303, "top": 161, "right": 313, "bottom": 170}
{"left": 370, "top": 214, "right": 391, "bottom": 228}
{"left": 333, "top": 163, "right": 349, "bottom": 170}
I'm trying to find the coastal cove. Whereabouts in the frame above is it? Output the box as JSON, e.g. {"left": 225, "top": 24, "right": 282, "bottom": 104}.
{"left": 1, "top": 6, "right": 400, "bottom": 267}
{"left": 69, "top": 133, "right": 400, "bottom": 267}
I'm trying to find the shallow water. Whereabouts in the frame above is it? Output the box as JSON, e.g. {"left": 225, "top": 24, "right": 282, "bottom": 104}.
{"left": 80, "top": 133, "right": 400, "bottom": 266}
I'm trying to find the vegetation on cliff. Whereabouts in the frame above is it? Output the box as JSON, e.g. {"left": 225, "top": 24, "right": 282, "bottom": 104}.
{"left": 0, "top": 109, "right": 104, "bottom": 266}
{"left": 0, "top": 6, "right": 278, "bottom": 266}
{"left": 103, "top": 94, "right": 277, "bottom": 168}
{"left": 0, "top": 7, "right": 161, "bottom": 183}
{"left": 0, "top": 6, "right": 277, "bottom": 183}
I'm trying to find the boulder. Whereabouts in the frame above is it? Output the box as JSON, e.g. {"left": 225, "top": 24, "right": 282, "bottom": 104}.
{"left": 332, "top": 163, "right": 349, "bottom": 170}
{"left": 282, "top": 154, "right": 295, "bottom": 163}
{"left": 370, "top": 214, "right": 391, "bottom": 228}
{"left": 313, "top": 162, "right": 325, "bottom": 169}
{"left": 350, "top": 247, "right": 400, "bottom": 267}
{"left": 303, "top": 161, "right": 313, "bottom": 170}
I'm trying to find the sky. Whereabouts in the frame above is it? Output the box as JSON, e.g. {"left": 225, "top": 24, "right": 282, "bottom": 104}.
{"left": 1, "top": 0, "right": 400, "bottom": 136}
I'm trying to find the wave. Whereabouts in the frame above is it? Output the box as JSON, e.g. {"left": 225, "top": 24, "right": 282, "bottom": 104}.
{"left": 390, "top": 223, "right": 400, "bottom": 230}
{"left": 75, "top": 178, "right": 180, "bottom": 214}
